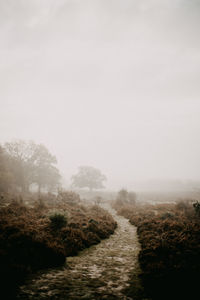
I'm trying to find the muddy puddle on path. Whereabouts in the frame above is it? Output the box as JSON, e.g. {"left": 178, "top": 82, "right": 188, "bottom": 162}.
{"left": 18, "top": 204, "right": 144, "bottom": 300}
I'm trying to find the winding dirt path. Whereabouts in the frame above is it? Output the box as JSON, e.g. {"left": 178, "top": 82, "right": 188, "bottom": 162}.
{"left": 18, "top": 204, "right": 143, "bottom": 299}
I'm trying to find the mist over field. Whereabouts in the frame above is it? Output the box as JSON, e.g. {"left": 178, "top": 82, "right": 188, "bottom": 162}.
{"left": 1, "top": 0, "right": 200, "bottom": 190}
{"left": 1, "top": 2, "right": 200, "bottom": 300}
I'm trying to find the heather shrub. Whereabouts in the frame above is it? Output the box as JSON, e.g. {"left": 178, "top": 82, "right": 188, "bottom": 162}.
{"left": 57, "top": 190, "right": 80, "bottom": 205}
{"left": 160, "top": 212, "right": 175, "bottom": 220}
{"left": 49, "top": 212, "right": 67, "bottom": 230}
{"left": 0, "top": 195, "right": 117, "bottom": 299}
{"left": 115, "top": 201, "right": 200, "bottom": 300}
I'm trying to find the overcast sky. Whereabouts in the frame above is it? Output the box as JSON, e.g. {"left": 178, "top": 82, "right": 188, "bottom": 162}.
{"left": 1, "top": 0, "right": 200, "bottom": 189}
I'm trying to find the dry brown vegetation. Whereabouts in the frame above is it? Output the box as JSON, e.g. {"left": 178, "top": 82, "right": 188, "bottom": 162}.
{"left": 114, "top": 198, "right": 200, "bottom": 300}
{"left": 0, "top": 192, "right": 117, "bottom": 298}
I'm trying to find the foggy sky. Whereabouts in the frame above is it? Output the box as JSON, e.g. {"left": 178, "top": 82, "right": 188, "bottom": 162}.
{"left": 1, "top": 0, "right": 200, "bottom": 189}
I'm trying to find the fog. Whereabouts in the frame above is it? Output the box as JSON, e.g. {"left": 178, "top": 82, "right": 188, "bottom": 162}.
{"left": 1, "top": 0, "right": 200, "bottom": 190}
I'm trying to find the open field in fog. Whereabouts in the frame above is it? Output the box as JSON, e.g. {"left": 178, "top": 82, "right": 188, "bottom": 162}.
{"left": 1, "top": 187, "right": 200, "bottom": 299}
{"left": 1, "top": 1, "right": 200, "bottom": 299}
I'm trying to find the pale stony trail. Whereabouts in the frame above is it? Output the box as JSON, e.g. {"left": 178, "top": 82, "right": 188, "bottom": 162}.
{"left": 18, "top": 203, "right": 144, "bottom": 299}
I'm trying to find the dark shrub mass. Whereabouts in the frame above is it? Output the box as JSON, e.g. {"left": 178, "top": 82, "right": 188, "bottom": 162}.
{"left": 49, "top": 212, "right": 68, "bottom": 230}
{"left": 114, "top": 200, "right": 200, "bottom": 300}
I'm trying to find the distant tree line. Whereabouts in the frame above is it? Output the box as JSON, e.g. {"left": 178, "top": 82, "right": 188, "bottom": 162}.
{"left": 0, "top": 140, "right": 108, "bottom": 197}
{"left": 0, "top": 140, "right": 61, "bottom": 194}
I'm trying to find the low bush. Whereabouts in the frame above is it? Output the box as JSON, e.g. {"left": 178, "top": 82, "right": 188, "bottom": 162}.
{"left": 49, "top": 212, "right": 67, "bottom": 230}
{"left": 114, "top": 189, "right": 137, "bottom": 207}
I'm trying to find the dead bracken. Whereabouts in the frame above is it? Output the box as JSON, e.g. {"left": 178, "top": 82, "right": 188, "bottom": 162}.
{"left": 17, "top": 204, "right": 143, "bottom": 299}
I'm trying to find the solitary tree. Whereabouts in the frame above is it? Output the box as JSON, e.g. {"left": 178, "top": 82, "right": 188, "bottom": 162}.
{"left": 71, "top": 166, "right": 106, "bottom": 191}
{"left": 117, "top": 189, "right": 129, "bottom": 202}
